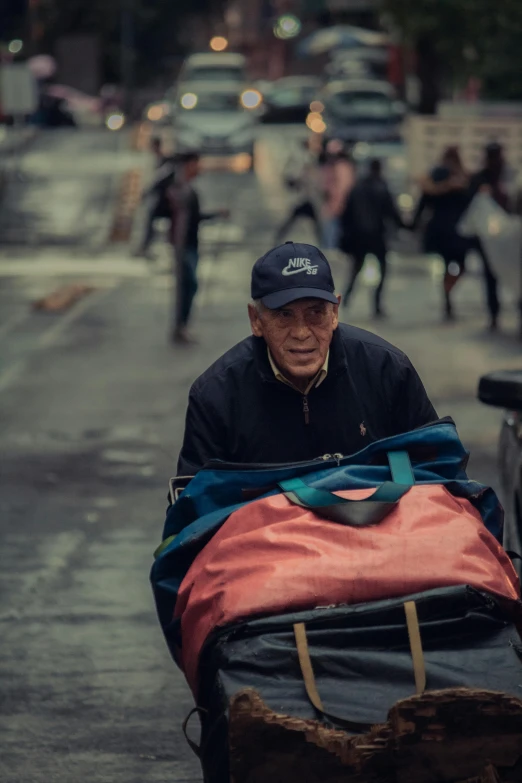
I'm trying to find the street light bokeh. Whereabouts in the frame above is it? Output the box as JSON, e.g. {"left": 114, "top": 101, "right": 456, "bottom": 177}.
{"left": 210, "top": 36, "right": 228, "bottom": 52}
{"left": 306, "top": 111, "right": 326, "bottom": 134}
{"left": 8, "top": 40, "right": 24, "bottom": 55}
{"left": 273, "top": 15, "right": 301, "bottom": 40}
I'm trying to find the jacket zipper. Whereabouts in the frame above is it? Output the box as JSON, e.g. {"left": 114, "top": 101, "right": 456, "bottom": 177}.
{"left": 204, "top": 418, "right": 452, "bottom": 472}
{"left": 303, "top": 395, "right": 310, "bottom": 424}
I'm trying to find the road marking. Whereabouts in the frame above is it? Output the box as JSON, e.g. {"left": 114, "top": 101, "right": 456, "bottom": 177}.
{"left": 0, "top": 286, "right": 114, "bottom": 393}
{"left": 0, "top": 258, "right": 150, "bottom": 277}
{"left": 0, "top": 311, "right": 28, "bottom": 341}
{"left": 0, "top": 531, "right": 86, "bottom": 621}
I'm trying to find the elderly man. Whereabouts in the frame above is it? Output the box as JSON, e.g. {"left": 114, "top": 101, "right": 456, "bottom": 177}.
{"left": 177, "top": 242, "right": 437, "bottom": 474}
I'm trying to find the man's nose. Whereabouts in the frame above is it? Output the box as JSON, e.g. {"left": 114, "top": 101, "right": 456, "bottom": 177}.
{"left": 290, "top": 320, "right": 312, "bottom": 340}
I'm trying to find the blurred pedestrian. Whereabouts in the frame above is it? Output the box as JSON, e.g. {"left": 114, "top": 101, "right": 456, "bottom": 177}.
{"left": 340, "top": 159, "right": 405, "bottom": 318}
{"left": 471, "top": 142, "right": 511, "bottom": 211}
{"left": 137, "top": 137, "right": 173, "bottom": 259}
{"left": 466, "top": 142, "right": 512, "bottom": 329}
{"left": 411, "top": 147, "right": 472, "bottom": 321}
{"left": 169, "top": 152, "right": 229, "bottom": 345}
{"left": 319, "top": 140, "right": 355, "bottom": 249}
{"left": 275, "top": 139, "right": 321, "bottom": 244}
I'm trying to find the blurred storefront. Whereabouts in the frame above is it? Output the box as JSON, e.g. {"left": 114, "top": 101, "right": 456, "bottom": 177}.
{"left": 222, "top": 0, "right": 391, "bottom": 81}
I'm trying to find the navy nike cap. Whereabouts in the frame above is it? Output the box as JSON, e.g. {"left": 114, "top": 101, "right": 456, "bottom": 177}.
{"left": 251, "top": 241, "right": 338, "bottom": 309}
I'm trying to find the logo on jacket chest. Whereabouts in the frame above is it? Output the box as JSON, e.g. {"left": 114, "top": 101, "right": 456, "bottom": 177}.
{"left": 282, "top": 258, "right": 319, "bottom": 276}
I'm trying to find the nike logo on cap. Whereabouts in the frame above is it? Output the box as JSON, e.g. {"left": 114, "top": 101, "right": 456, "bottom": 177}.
{"left": 282, "top": 258, "right": 319, "bottom": 276}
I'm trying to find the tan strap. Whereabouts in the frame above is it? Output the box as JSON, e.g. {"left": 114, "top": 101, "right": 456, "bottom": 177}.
{"left": 404, "top": 600, "right": 426, "bottom": 694}
{"left": 294, "top": 622, "right": 324, "bottom": 712}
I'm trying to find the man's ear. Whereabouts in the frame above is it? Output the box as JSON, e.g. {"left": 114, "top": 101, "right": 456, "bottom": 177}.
{"left": 248, "top": 303, "right": 264, "bottom": 338}
{"left": 332, "top": 295, "right": 341, "bottom": 329}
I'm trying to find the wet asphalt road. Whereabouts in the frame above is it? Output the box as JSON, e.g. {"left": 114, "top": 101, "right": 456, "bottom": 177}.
{"left": 1, "top": 126, "right": 522, "bottom": 783}
{"left": 0, "top": 128, "right": 136, "bottom": 250}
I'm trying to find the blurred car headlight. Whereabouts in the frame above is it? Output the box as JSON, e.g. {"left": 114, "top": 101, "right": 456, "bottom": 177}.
{"left": 106, "top": 112, "right": 125, "bottom": 131}
{"left": 180, "top": 93, "right": 198, "bottom": 110}
{"left": 240, "top": 89, "right": 262, "bottom": 110}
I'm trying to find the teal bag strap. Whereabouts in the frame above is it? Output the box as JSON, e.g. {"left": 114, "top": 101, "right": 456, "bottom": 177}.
{"left": 387, "top": 450, "right": 415, "bottom": 486}
{"left": 279, "top": 450, "right": 414, "bottom": 528}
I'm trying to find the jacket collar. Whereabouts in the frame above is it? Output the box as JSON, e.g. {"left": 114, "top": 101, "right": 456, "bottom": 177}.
{"left": 254, "top": 327, "right": 348, "bottom": 385}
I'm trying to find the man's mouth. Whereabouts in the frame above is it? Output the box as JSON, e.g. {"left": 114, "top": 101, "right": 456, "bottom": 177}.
{"left": 288, "top": 348, "right": 316, "bottom": 357}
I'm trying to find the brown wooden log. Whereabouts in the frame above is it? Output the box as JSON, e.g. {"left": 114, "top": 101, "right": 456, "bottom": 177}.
{"left": 228, "top": 688, "right": 392, "bottom": 783}
{"left": 228, "top": 688, "right": 522, "bottom": 783}
{"left": 391, "top": 689, "right": 522, "bottom": 783}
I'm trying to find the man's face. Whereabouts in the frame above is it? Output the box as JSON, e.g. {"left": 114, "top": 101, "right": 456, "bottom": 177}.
{"left": 248, "top": 297, "right": 340, "bottom": 385}
{"left": 184, "top": 158, "right": 200, "bottom": 180}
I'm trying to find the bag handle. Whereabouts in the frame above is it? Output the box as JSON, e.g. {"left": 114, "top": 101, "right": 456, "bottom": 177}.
{"left": 293, "top": 623, "right": 373, "bottom": 732}
{"left": 404, "top": 601, "right": 426, "bottom": 694}
{"left": 181, "top": 706, "right": 208, "bottom": 759}
{"left": 280, "top": 450, "right": 414, "bottom": 527}
{"left": 388, "top": 450, "right": 415, "bottom": 486}
{"left": 294, "top": 602, "right": 426, "bottom": 731}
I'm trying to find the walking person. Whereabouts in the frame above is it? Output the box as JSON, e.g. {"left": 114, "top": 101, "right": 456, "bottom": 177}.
{"left": 275, "top": 139, "right": 321, "bottom": 244}
{"left": 137, "top": 137, "right": 174, "bottom": 259}
{"left": 319, "top": 140, "right": 355, "bottom": 250}
{"left": 169, "top": 152, "right": 229, "bottom": 345}
{"left": 340, "top": 159, "right": 405, "bottom": 318}
{"left": 411, "top": 147, "right": 472, "bottom": 321}
{"left": 466, "top": 142, "right": 511, "bottom": 330}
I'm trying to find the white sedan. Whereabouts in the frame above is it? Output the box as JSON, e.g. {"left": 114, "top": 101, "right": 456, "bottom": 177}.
{"left": 173, "top": 81, "right": 261, "bottom": 172}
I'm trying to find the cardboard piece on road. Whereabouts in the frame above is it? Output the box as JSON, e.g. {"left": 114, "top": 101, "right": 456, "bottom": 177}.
{"left": 33, "top": 284, "right": 94, "bottom": 312}
{"left": 0, "top": 64, "right": 38, "bottom": 116}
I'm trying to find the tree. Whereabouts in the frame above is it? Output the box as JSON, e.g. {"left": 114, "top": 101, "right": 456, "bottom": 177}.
{"left": 382, "top": 0, "right": 522, "bottom": 111}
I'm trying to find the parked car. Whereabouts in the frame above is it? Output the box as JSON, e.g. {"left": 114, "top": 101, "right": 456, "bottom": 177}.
{"left": 260, "top": 76, "right": 322, "bottom": 124}
{"left": 326, "top": 48, "right": 390, "bottom": 81}
{"left": 324, "top": 55, "right": 373, "bottom": 81}
{"left": 173, "top": 82, "right": 258, "bottom": 170}
{"left": 478, "top": 370, "right": 522, "bottom": 557}
{"left": 315, "top": 79, "right": 406, "bottom": 145}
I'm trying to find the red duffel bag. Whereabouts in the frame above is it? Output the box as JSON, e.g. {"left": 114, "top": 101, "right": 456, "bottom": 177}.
{"left": 175, "top": 478, "right": 520, "bottom": 694}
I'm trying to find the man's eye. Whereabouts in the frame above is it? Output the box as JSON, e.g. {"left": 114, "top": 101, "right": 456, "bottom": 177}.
{"left": 278, "top": 310, "right": 293, "bottom": 318}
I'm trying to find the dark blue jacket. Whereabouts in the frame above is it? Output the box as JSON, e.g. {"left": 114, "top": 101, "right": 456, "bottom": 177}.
{"left": 177, "top": 323, "right": 437, "bottom": 475}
